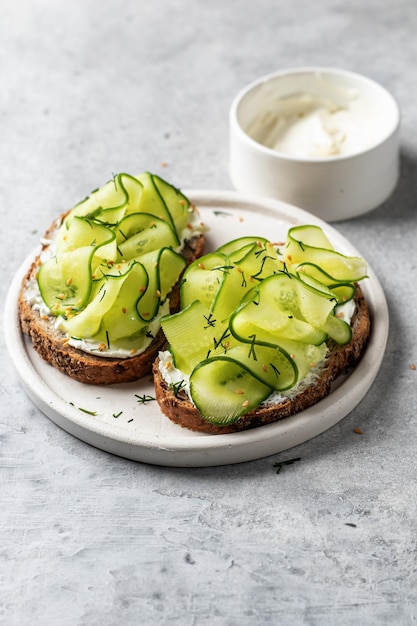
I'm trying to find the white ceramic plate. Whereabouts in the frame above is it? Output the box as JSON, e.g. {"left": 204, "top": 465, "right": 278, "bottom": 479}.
{"left": 5, "top": 191, "right": 388, "bottom": 467}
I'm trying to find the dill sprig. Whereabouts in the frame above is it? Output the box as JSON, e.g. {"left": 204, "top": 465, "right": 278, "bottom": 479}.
{"left": 273, "top": 457, "right": 301, "bottom": 474}
{"left": 135, "top": 394, "right": 156, "bottom": 404}
{"left": 78, "top": 407, "right": 97, "bottom": 416}
{"left": 169, "top": 380, "right": 187, "bottom": 397}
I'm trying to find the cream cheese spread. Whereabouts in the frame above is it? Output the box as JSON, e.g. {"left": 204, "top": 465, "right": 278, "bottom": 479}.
{"left": 158, "top": 349, "right": 191, "bottom": 396}
{"left": 246, "top": 92, "right": 375, "bottom": 159}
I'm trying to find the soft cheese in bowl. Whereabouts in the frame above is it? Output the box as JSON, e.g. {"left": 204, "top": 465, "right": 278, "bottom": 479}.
{"left": 229, "top": 67, "right": 400, "bottom": 221}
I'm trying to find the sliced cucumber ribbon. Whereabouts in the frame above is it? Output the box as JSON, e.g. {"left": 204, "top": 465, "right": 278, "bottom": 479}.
{"left": 286, "top": 225, "right": 368, "bottom": 284}
{"left": 37, "top": 172, "right": 194, "bottom": 354}
{"left": 161, "top": 228, "right": 366, "bottom": 425}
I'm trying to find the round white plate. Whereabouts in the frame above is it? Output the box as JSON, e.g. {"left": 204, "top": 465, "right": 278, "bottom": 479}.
{"left": 5, "top": 190, "right": 388, "bottom": 467}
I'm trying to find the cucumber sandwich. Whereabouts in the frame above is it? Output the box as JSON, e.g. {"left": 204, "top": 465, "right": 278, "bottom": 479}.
{"left": 153, "top": 225, "right": 371, "bottom": 433}
{"left": 19, "top": 172, "right": 206, "bottom": 384}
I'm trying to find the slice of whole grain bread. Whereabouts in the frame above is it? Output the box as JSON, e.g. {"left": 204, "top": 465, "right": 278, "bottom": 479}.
{"left": 18, "top": 211, "right": 205, "bottom": 385}
{"left": 152, "top": 283, "right": 371, "bottom": 433}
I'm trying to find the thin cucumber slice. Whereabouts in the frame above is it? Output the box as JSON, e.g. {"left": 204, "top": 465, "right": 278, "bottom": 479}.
{"left": 217, "top": 236, "right": 269, "bottom": 257}
{"left": 56, "top": 215, "right": 116, "bottom": 258}
{"left": 151, "top": 173, "right": 190, "bottom": 234}
{"left": 270, "top": 338, "right": 328, "bottom": 382}
{"left": 180, "top": 241, "right": 283, "bottom": 322}
{"left": 190, "top": 356, "right": 271, "bottom": 425}
{"left": 136, "top": 247, "right": 186, "bottom": 321}
{"left": 180, "top": 252, "right": 229, "bottom": 310}
{"left": 93, "top": 173, "right": 143, "bottom": 225}
{"left": 91, "top": 265, "right": 154, "bottom": 351}
{"left": 157, "top": 248, "right": 187, "bottom": 299}
{"left": 295, "top": 263, "right": 355, "bottom": 304}
{"left": 292, "top": 276, "right": 336, "bottom": 328}
{"left": 288, "top": 224, "right": 333, "bottom": 249}
{"left": 322, "top": 313, "right": 352, "bottom": 345}
{"left": 116, "top": 213, "right": 179, "bottom": 260}
{"left": 68, "top": 176, "right": 126, "bottom": 221}
{"left": 99, "top": 262, "right": 149, "bottom": 341}
{"left": 286, "top": 225, "right": 368, "bottom": 282}
{"left": 328, "top": 283, "right": 356, "bottom": 304}
{"left": 236, "top": 240, "right": 282, "bottom": 282}
{"left": 220, "top": 343, "right": 298, "bottom": 391}
{"left": 229, "top": 274, "right": 328, "bottom": 346}
{"left": 61, "top": 273, "right": 131, "bottom": 338}
{"left": 160, "top": 300, "right": 234, "bottom": 375}
{"left": 67, "top": 173, "right": 142, "bottom": 226}
{"left": 39, "top": 217, "right": 116, "bottom": 315}
{"left": 38, "top": 246, "right": 94, "bottom": 316}
{"left": 136, "top": 172, "right": 175, "bottom": 229}
{"left": 210, "top": 263, "right": 253, "bottom": 322}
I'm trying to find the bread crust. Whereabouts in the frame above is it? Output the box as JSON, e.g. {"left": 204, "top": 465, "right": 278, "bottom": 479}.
{"left": 18, "top": 212, "right": 205, "bottom": 385}
{"left": 152, "top": 284, "right": 371, "bottom": 433}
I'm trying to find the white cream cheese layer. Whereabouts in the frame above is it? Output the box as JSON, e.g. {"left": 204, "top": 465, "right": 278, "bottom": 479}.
{"left": 158, "top": 349, "right": 191, "bottom": 397}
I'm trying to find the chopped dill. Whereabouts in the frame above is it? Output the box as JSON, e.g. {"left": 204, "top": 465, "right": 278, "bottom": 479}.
{"left": 169, "top": 380, "right": 186, "bottom": 397}
{"left": 78, "top": 407, "right": 97, "bottom": 416}
{"left": 273, "top": 457, "right": 301, "bottom": 474}
{"left": 213, "top": 210, "right": 232, "bottom": 217}
{"left": 135, "top": 394, "right": 156, "bottom": 404}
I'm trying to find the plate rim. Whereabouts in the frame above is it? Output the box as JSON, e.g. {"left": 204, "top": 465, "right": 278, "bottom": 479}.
{"left": 4, "top": 189, "right": 389, "bottom": 467}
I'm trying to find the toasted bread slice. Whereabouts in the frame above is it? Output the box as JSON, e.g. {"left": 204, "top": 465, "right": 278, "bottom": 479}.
{"left": 153, "top": 284, "right": 370, "bottom": 434}
{"left": 18, "top": 212, "right": 205, "bottom": 385}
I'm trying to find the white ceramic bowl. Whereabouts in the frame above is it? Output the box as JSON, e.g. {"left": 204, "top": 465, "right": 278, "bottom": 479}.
{"left": 229, "top": 67, "right": 400, "bottom": 221}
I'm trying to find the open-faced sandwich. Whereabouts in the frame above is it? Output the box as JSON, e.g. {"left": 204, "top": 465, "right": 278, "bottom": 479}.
{"left": 18, "top": 172, "right": 206, "bottom": 384}
{"left": 18, "top": 173, "right": 371, "bottom": 436}
{"left": 153, "top": 225, "right": 371, "bottom": 433}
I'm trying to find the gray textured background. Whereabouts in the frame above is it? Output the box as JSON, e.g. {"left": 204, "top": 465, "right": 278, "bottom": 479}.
{"left": 1, "top": 1, "right": 416, "bottom": 624}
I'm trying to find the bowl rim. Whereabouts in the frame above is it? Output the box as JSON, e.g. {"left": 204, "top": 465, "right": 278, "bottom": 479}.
{"left": 229, "top": 66, "right": 401, "bottom": 164}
